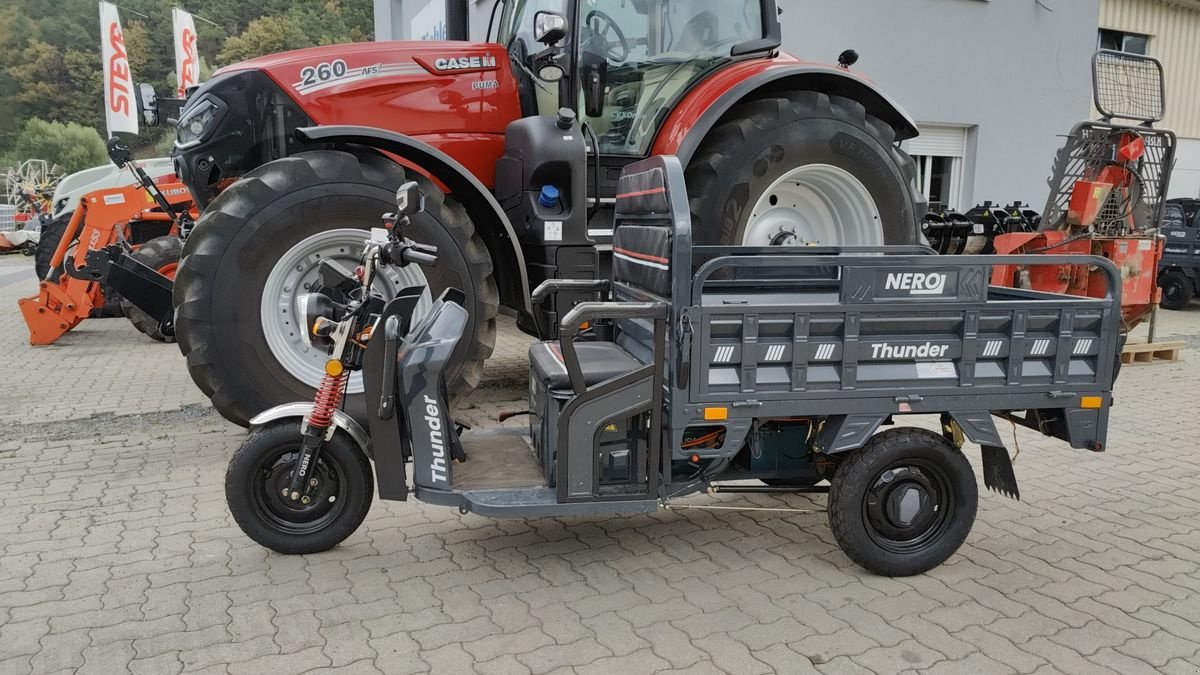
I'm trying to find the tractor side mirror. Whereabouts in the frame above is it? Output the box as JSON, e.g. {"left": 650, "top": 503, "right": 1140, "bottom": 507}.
{"left": 136, "top": 83, "right": 160, "bottom": 127}
{"left": 534, "top": 11, "right": 568, "bottom": 46}
{"left": 106, "top": 137, "right": 134, "bottom": 168}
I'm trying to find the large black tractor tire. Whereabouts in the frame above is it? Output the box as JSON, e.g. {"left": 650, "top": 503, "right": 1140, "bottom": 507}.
{"left": 685, "top": 92, "right": 926, "bottom": 247}
{"left": 1159, "top": 269, "right": 1193, "bottom": 311}
{"left": 174, "top": 150, "right": 498, "bottom": 427}
{"left": 121, "top": 236, "right": 183, "bottom": 342}
{"left": 828, "top": 428, "right": 977, "bottom": 576}
{"left": 34, "top": 212, "right": 71, "bottom": 281}
{"left": 226, "top": 421, "right": 374, "bottom": 554}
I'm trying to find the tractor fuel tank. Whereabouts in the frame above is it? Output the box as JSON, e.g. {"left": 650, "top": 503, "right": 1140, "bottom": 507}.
{"left": 495, "top": 109, "right": 595, "bottom": 337}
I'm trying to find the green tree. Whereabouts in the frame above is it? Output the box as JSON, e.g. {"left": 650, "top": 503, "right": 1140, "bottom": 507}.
{"left": 217, "top": 16, "right": 311, "bottom": 66}
{"left": 13, "top": 118, "right": 107, "bottom": 173}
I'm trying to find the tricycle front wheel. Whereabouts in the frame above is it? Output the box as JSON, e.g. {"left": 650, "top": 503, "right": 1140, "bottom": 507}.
{"left": 828, "top": 428, "right": 977, "bottom": 576}
{"left": 226, "top": 422, "right": 374, "bottom": 554}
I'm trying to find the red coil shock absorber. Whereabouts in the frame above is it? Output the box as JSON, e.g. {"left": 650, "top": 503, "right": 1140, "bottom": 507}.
{"left": 308, "top": 372, "right": 349, "bottom": 430}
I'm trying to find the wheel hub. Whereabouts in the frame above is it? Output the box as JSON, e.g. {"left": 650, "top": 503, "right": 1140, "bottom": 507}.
{"left": 865, "top": 465, "right": 945, "bottom": 546}
{"left": 744, "top": 164, "right": 883, "bottom": 246}
{"left": 260, "top": 229, "right": 432, "bottom": 392}
{"left": 260, "top": 451, "right": 340, "bottom": 526}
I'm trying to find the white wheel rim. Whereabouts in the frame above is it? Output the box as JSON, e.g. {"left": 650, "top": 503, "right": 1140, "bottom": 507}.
{"left": 261, "top": 229, "right": 432, "bottom": 392}
{"left": 744, "top": 164, "right": 883, "bottom": 246}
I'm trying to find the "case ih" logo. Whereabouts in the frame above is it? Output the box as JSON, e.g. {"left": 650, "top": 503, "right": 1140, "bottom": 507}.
{"left": 434, "top": 55, "right": 497, "bottom": 71}
{"left": 885, "top": 272, "right": 948, "bottom": 295}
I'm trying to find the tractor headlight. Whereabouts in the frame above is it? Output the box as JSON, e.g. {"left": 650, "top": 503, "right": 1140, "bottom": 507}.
{"left": 175, "top": 98, "right": 222, "bottom": 149}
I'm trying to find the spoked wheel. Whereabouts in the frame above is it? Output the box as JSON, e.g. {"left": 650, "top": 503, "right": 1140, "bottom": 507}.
{"left": 226, "top": 421, "right": 373, "bottom": 554}
{"left": 829, "top": 428, "right": 977, "bottom": 576}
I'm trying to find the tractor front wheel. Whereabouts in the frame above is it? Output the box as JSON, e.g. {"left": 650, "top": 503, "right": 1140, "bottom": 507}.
{"left": 685, "top": 92, "right": 925, "bottom": 247}
{"left": 34, "top": 212, "right": 71, "bottom": 281}
{"left": 174, "top": 150, "right": 498, "bottom": 427}
{"left": 122, "top": 235, "right": 182, "bottom": 342}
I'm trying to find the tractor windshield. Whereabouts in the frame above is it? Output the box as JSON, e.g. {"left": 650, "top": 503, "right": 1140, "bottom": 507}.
{"left": 498, "top": 0, "right": 765, "bottom": 156}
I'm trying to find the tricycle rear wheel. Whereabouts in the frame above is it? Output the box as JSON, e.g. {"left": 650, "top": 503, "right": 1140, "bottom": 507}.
{"left": 226, "top": 422, "right": 374, "bottom": 554}
{"left": 828, "top": 428, "right": 976, "bottom": 576}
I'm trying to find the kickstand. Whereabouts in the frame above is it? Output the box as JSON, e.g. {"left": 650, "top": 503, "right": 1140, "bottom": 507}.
{"left": 981, "top": 445, "right": 1020, "bottom": 500}
{"left": 497, "top": 410, "right": 531, "bottom": 423}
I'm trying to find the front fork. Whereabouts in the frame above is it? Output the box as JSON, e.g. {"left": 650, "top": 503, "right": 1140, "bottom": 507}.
{"left": 284, "top": 371, "right": 349, "bottom": 502}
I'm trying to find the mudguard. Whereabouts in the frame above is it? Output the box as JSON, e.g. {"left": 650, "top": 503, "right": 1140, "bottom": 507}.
{"left": 653, "top": 61, "right": 920, "bottom": 166}
{"left": 295, "top": 125, "right": 531, "bottom": 315}
{"left": 249, "top": 403, "right": 372, "bottom": 458}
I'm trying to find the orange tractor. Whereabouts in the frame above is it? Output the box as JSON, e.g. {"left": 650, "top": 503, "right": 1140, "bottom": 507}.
{"left": 990, "top": 50, "right": 1174, "bottom": 330}
{"left": 18, "top": 140, "right": 196, "bottom": 344}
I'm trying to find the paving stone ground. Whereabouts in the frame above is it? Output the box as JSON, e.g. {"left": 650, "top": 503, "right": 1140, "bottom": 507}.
{"left": 3, "top": 254, "right": 1200, "bottom": 674}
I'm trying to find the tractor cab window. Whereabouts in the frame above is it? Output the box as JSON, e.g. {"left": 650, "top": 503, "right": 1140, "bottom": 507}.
{"left": 499, "top": 0, "right": 765, "bottom": 157}
{"left": 580, "top": 0, "right": 764, "bottom": 156}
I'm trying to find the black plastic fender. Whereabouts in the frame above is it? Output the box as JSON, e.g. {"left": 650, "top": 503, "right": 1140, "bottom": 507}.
{"left": 295, "top": 125, "right": 532, "bottom": 317}
{"left": 668, "top": 65, "right": 921, "bottom": 167}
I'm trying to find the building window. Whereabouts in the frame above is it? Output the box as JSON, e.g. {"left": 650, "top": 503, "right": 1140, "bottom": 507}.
{"left": 1099, "top": 29, "right": 1149, "bottom": 55}
{"left": 914, "top": 155, "right": 964, "bottom": 211}
{"left": 903, "top": 124, "right": 969, "bottom": 211}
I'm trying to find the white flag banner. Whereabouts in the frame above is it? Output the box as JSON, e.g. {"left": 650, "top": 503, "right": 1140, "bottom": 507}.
{"left": 173, "top": 8, "right": 199, "bottom": 97}
{"left": 99, "top": 1, "right": 138, "bottom": 136}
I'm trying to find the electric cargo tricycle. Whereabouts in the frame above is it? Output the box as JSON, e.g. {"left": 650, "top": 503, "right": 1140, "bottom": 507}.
{"left": 226, "top": 157, "right": 1122, "bottom": 576}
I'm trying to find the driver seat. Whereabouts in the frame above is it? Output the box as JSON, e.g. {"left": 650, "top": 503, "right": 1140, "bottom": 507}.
{"left": 528, "top": 159, "right": 677, "bottom": 485}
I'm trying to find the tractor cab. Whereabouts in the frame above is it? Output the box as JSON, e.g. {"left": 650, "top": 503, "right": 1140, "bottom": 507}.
{"left": 496, "top": 0, "right": 778, "bottom": 156}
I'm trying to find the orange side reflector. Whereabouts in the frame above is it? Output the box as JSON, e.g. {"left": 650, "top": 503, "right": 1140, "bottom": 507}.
{"left": 1081, "top": 396, "right": 1103, "bottom": 409}
{"left": 704, "top": 407, "right": 728, "bottom": 421}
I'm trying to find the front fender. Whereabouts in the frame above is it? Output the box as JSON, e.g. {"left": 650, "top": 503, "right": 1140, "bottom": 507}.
{"left": 295, "top": 125, "right": 532, "bottom": 316}
{"left": 249, "top": 402, "right": 372, "bottom": 459}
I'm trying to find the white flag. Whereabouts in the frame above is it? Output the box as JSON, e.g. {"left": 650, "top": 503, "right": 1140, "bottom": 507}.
{"left": 99, "top": 1, "right": 138, "bottom": 136}
{"left": 173, "top": 8, "right": 200, "bottom": 98}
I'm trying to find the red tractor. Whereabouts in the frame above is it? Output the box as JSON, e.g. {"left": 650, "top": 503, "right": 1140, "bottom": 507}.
{"left": 160, "top": 0, "right": 925, "bottom": 426}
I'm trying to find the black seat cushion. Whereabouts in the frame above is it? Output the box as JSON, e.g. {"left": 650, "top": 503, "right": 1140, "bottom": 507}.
{"left": 529, "top": 341, "right": 642, "bottom": 390}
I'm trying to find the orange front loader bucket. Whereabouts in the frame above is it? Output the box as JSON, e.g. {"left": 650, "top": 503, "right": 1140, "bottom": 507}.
{"left": 18, "top": 182, "right": 192, "bottom": 345}
{"left": 18, "top": 207, "right": 99, "bottom": 344}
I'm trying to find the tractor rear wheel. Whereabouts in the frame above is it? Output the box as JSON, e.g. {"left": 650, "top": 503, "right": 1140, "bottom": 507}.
{"left": 121, "top": 235, "right": 182, "bottom": 342}
{"left": 685, "top": 92, "right": 925, "bottom": 247}
{"left": 174, "top": 150, "right": 498, "bottom": 427}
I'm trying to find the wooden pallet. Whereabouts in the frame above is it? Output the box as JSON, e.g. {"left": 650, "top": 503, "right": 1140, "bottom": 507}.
{"left": 1121, "top": 339, "right": 1185, "bottom": 365}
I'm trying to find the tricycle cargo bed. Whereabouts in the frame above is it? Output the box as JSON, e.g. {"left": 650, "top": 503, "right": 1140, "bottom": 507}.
{"left": 690, "top": 255, "right": 1118, "bottom": 400}
{"left": 670, "top": 248, "right": 1122, "bottom": 457}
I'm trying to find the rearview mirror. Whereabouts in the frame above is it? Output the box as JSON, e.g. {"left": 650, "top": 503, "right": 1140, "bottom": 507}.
{"left": 136, "top": 83, "right": 159, "bottom": 127}
{"left": 534, "top": 11, "right": 568, "bottom": 46}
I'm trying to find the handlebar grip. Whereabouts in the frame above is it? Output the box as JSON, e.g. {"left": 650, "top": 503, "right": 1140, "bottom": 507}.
{"left": 401, "top": 249, "right": 438, "bottom": 266}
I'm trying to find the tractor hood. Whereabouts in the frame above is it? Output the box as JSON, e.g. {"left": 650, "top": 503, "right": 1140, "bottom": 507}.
{"left": 174, "top": 40, "right": 521, "bottom": 207}
{"left": 212, "top": 40, "right": 520, "bottom": 137}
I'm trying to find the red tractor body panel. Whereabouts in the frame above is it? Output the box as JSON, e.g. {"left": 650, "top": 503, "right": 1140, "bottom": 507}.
{"left": 220, "top": 41, "right": 522, "bottom": 187}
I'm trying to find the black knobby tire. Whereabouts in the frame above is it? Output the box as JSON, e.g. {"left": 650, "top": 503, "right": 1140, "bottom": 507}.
{"left": 828, "top": 428, "right": 977, "bottom": 576}
{"left": 226, "top": 422, "right": 374, "bottom": 554}
{"left": 1159, "top": 270, "right": 1193, "bottom": 311}
{"left": 685, "top": 92, "right": 926, "bottom": 246}
{"left": 121, "top": 236, "right": 183, "bottom": 342}
{"left": 174, "top": 150, "right": 498, "bottom": 427}
{"left": 34, "top": 212, "right": 71, "bottom": 281}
